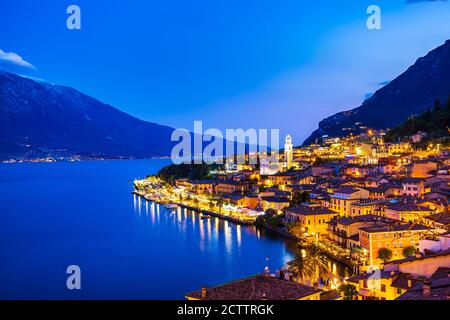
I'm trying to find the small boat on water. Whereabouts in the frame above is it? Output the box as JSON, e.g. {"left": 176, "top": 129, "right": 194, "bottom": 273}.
{"left": 200, "top": 214, "right": 211, "bottom": 219}
{"left": 164, "top": 203, "right": 179, "bottom": 210}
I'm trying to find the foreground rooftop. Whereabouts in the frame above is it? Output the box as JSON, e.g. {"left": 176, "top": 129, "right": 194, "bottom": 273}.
{"left": 185, "top": 275, "right": 321, "bottom": 300}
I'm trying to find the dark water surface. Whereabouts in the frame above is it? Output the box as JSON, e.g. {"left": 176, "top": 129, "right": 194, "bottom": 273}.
{"left": 0, "top": 160, "right": 297, "bottom": 299}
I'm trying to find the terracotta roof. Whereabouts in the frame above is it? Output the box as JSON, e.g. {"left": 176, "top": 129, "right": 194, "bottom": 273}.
{"left": 186, "top": 179, "right": 215, "bottom": 184}
{"left": 287, "top": 204, "right": 336, "bottom": 216}
{"left": 348, "top": 270, "right": 398, "bottom": 283}
{"left": 261, "top": 196, "right": 290, "bottom": 203}
{"left": 387, "top": 203, "right": 433, "bottom": 212}
{"left": 336, "top": 214, "right": 392, "bottom": 226}
{"left": 359, "top": 223, "right": 428, "bottom": 234}
{"left": 217, "top": 180, "right": 247, "bottom": 186}
{"left": 431, "top": 267, "right": 450, "bottom": 280}
{"left": 185, "top": 275, "right": 321, "bottom": 300}
{"left": 223, "top": 194, "right": 245, "bottom": 201}
{"left": 361, "top": 186, "right": 390, "bottom": 193}
{"left": 385, "top": 249, "right": 450, "bottom": 265}
{"left": 333, "top": 186, "right": 361, "bottom": 195}
{"left": 425, "top": 213, "right": 450, "bottom": 226}
{"left": 391, "top": 273, "right": 420, "bottom": 290}
{"left": 274, "top": 190, "right": 291, "bottom": 197}
{"left": 396, "top": 278, "right": 450, "bottom": 300}
{"left": 402, "top": 178, "right": 424, "bottom": 184}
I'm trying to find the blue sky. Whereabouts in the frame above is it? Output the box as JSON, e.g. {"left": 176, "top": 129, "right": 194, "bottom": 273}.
{"left": 1, "top": 0, "right": 450, "bottom": 144}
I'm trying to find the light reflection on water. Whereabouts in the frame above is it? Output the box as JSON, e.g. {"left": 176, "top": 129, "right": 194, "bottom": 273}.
{"left": 134, "top": 196, "right": 351, "bottom": 280}
{"left": 1, "top": 159, "right": 302, "bottom": 299}
{"left": 134, "top": 198, "right": 253, "bottom": 258}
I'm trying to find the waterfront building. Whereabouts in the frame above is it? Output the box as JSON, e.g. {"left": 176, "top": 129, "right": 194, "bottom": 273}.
{"left": 285, "top": 203, "right": 338, "bottom": 236}
{"left": 175, "top": 179, "right": 215, "bottom": 194}
{"left": 260, "top": 196, "right": 290, "bottom": 212}
{"left": 327, "top": 215, "right": 392, "bottom": 249}
{"left": 222, "top": 193, "right": 259, "bottom": 209}
{"left": 359, "top": 224, "right": 429, "bottom": 267}
{"left": 215, "top": 180, "right": 248, "bottom": 194}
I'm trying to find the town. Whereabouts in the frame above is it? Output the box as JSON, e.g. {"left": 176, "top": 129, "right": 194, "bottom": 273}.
{"left": 134, "top": 128, "right": 450, "bottom": 301}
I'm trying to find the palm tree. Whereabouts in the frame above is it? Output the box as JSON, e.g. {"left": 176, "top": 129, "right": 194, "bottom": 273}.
{"left": 287, "top": 245, "right": 329, "bottom": 285}
{"left": 306, "top": 245, "right": 329, "bottom": 283}
{"left": 287, "top": 250, "right": 315, "bottom": 283}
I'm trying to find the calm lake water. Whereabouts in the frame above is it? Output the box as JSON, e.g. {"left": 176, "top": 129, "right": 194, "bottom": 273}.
{"left": 0, "top": 159, "right": 297, "bottom": 299}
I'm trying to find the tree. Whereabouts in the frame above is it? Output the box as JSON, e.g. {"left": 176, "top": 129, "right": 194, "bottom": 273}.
{"left": 338, "top": 284, "right": 358, "bottom": 300}
{"left": 402, "top": 246, "right": 416, "bottom": 258}
{"left": 290, "top": 191, "right": 310, "bottom": 207}
{"left": 445, "top": 95, "right": 450, "bottom": 110}
{"left": 255, "top": 209, "right": 281, "bottom": 227}
{"left": 306, "top": 245, "right": 329, "bottom": 283}
{"left": 288, "top": 223, "right": 304, "bottom": 237}
{"left": 434, "top": 98, "right": 441, "bottom": 111}
{"left": 267, "top": 214, "right": 282, "bottom": 228}
{"left": 314, "top": 157, "right": 327, "bottom": 165}
{"left": 157, "top": 163, "right": 211, "bottom": 183}
{"left": 287, "top": 250, "right": 315, "bottom": 283}
{"left": 192, "top": 198, "right": 199, "bottom": 207}
{"left": 287, "top": 245, "right": 329, "bottom": 285}
{"left": 378, "top": 248, "right": 393, "bottom": 263}
{"left": 385, "top": 96, "right": 450, "bottom": 143}
{"left": 208, "top": 201, "right": 214, "bottom": 211}
{"left": 216, "top": 197, "right": 224, "bottom": 212}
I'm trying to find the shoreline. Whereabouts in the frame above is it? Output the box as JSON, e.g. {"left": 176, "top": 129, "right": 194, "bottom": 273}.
{"left": 1, "top": 156, "right": 172, "bottom": 164}
{"left": 133, "top": 191, "right": 253, "bottom": 226}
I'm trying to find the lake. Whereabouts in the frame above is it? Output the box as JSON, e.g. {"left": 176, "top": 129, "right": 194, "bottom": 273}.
{"left": 0, "top": 159, "right": 297, "bottom": 299}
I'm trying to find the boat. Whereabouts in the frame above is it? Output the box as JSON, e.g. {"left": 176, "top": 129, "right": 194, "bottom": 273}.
{"left": 164, "top": 203, "right": 179, "bottom": 210}
{"left": 200, "top": 214, "right": 211, "bottom": 219}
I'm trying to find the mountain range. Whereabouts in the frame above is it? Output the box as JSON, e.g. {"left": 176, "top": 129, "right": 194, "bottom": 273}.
{"left": 303, "top": 40, "right": 450, "bottom": 145}
{"left": 1, "top": 40, "right": 450, "bottom": 160}
{"left": 0, "top": 71, "right": 176, "bottom": 160}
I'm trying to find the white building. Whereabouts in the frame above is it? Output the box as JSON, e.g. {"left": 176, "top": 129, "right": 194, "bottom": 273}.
{"left": 284, "top": 135, "right": 293, "bottom": 170}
